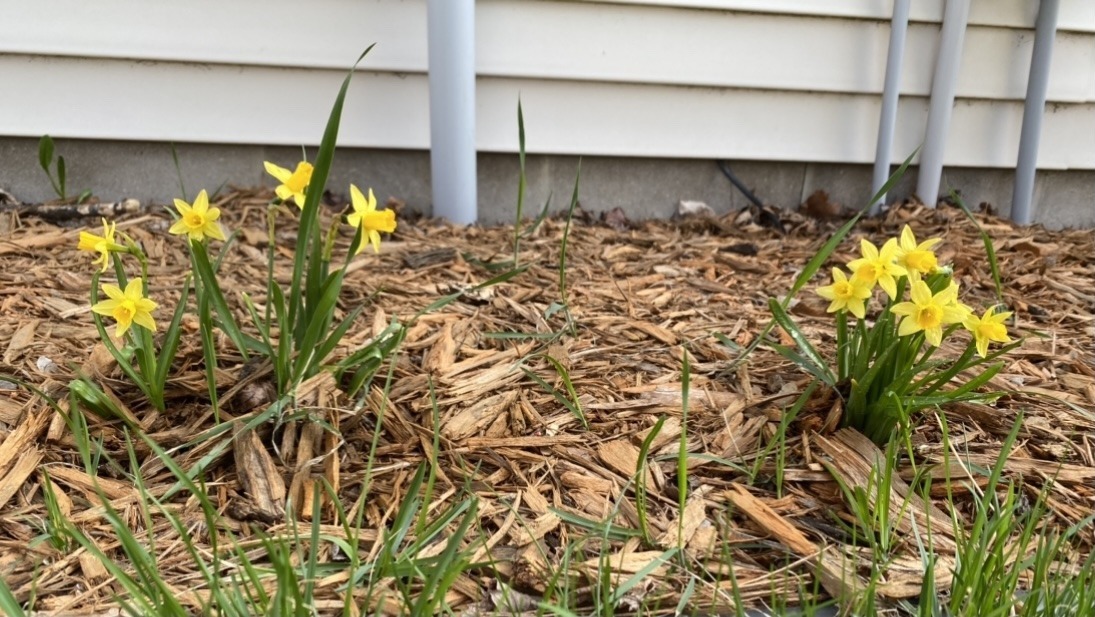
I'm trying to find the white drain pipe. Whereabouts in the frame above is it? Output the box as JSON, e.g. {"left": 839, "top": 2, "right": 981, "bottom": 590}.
{"left": 1012, "top": 0, "right": 1060, "bottom": 226}
{"left": 870, "top": 0, "right": 911, "bottom": 215}
{"left": 916, "top": 0, "right": 970, "bottom": 208}
{"left": 427, "top": 0, "right": 478, "bottom": 224}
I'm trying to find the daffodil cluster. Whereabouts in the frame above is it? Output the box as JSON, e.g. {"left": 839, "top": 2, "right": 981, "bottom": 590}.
{"left": 76, "top": 218, "right": 158, "bottom": 338}
{"left": 817, "top": 225, "right": 1011, "bottom": 358}
{"left": 72, "top": 48, "right": 403, "bottom": 417}
{"left": 263, "top": 161, "right": 397, "bottom": 253}
{"left": 76, "top": 216, "right": 179, "bottom": 412}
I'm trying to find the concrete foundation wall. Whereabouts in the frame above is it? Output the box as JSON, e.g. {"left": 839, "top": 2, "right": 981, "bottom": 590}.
{"left": 1, "top": 138, "right": 1092, "bottom": 229}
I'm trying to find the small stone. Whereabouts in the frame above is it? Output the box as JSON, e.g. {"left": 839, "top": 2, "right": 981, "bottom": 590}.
{"left": 36, "top": 356, "right": 59, "bottom": 374}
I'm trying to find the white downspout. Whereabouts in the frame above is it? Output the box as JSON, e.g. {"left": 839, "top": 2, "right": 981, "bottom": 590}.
{"left": 916, "top": 0, "right": 970, "bottom": 208}
{"left": 870, "top": 0, "right": 911, "bottom": 215}
{"left": 426, "top": 0, "right": 477, "bottom": 224}
{"left": 1012, "top": 0, "right": 1060, "bottom": 226}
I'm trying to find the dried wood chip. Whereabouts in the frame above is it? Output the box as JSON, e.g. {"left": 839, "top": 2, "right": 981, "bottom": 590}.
{"left": 726, "top": 483, "right": 863, "bottom": 600}
{"left": 0, "top": 447, "right": 41, "bottom": 509}
{"left": 443, "top": 391, "right": 517, "bottom": 441}
{"left": 0, "top": 409, "right": 48, "bottom": 477}
{"left": 232, "top": 421, "right": 286, "bottom": 523}
{"left": 656, "top": 485, "right": 711, "bottom": 547}
{"left": 48, "top": 465, "right": 135, "bottom": 501}
{"left": 597, "top": 439, "right": 655, "bottom": 488}
{"left": 3, "top": 319, "right": 38, "bottom": 364}
{"left": 423, "top": 321, "right": 457, "bottom": 374}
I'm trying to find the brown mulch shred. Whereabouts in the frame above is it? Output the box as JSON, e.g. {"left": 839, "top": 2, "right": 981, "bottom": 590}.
{"left": 0, "top": 192, "right": 1093, "bottom": 614}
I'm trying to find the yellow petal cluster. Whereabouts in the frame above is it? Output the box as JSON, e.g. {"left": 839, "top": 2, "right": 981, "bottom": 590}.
{"left": 890, "top": 278, "right": 968, "bottom": 347}
{"left": 264, "top": 161, "right": 314, "bottom": 208}
{"left": 91, "top": 278, "right": 158, "bottom": 338}
{"left": 817, "top": 268, "right": 872, "bottom": 318}
{"left": 169, "top": 190, "right": 226, "bottom": 242}
{"left": 347, "top": 185, "right": 397, "bottom": 254}
{"left": 848, "top": 238, "right": 907, "bottom": 299}
{"left": 895, "top": 225, "right": 942, "bottom": 275}
{"left": 816, "top": 224, "right": 1012, "bottom": 355}
{"left": 964, "top": 307, "right": 1013, "bottom": 358}
{"left": 77, "top": 218, "right": 127, "bottom": 272}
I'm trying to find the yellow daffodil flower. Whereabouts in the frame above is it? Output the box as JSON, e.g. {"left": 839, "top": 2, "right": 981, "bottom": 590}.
{"left": 848, "top": 238, "right": 907, "bottom": 299}
{"left": 817, "top": 267, "right": 872, "bottom": 318}
{"left": 264, "top": 160, "right": 314, "bottom": 208}
{"left": 890, "top": 278, "right": 967, "bottom": 346}
{"left": 77, "top": 218, "right": 127, "bottom": 272}
{"left": 169, "top": 190, "right": 226, "bottom": 243}
{"left": 91, "top": 278, "right": 158, "bottom": 338}
{"left": 346, "top": 185, "right": 397, "bottom": 254}
{"left": 964, "top": 307, "right": 1012, "bottom": 358}
{"left": 895, "top": 225, "right": 942, "bottom": 275}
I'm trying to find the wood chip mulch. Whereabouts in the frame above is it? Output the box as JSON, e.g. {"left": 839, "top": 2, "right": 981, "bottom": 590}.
{"left": 0, "top": 192, "right": 1093, "bottom": 615}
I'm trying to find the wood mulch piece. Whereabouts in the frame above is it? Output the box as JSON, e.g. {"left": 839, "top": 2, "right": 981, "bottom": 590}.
{"left": 0, "top": 192, "right": 1093, "bottom": 615}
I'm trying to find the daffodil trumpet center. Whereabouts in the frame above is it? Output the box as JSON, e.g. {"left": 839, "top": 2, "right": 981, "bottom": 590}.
{"left": 905, "top": 250, "right": 937, "bottom": 274}
{"left": 117, "top": 300, "right": 137, "bottom": 322}
{"left": 916, "top": 305, "right": 943, "bottom": 330}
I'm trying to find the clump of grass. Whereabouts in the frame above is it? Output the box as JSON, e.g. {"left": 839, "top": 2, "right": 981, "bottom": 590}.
{"left": 37, "top": 134, "right": 91, "bottom": 204}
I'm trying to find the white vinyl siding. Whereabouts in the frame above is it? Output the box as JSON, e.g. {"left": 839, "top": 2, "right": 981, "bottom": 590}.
{"left": 3, "top": 0, "right": 1094, "bottom": 168}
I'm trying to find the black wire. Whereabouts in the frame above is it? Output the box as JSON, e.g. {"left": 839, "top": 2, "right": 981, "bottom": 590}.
{"left": 716, "top": 160, "right": 765, "bottom": 209}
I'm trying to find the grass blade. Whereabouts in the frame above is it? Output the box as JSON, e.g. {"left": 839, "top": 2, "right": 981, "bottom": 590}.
{"left": 288, "top": 45, "right": 375, "bottom": 336}
{"left": 768, "top": 298, "right": 836, "bottom": 384}
{"left": 513, "top": 98, "right": 527, "bottom": 264}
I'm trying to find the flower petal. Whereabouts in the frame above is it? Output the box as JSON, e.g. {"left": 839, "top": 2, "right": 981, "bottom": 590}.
{"left": 91, "top": 299, "right": 121, "bottom": 315}
{"left": 897, "top": 316, "right": 921, "bottom": 337}
{"left": 124, "top": 278, "right": 145, "bottom": 300}
{"left": 346, "top": 211, "right": 363, "bottom": 229}
{"left": 169, "top": 219, "right": 190, "bottom": 236}
{"left": 890, "top": 301, "right": 917, "bottom": 317}
{"left": 860, "top": 239, "right": 878, "bottom": 260}
{"left": 205, "top": 221, "right": 226, "bottom": 241}
{"left": 264, "top": 161, "right": 291, "bottom": 183}
{"left": 362, "top": 210, "right": 396, "bottom": 233}
{"left": 918, "top": 238, "right": 943, "bottom": 251}
{"left": 900, "top": 225, "right": 916, "bottom": 250}
{"left": 102, "top": 284, "right": 125, "bottom": 301}
{"left": 924, "top": 326, "right": 943, "bottom": 347}
{"left": 78, "top": 232, "right": 102, "bottom": 252}
{"left": 350, "top": 184, "right": 369, "bottom": 213}
{"left": 132, "top": 310, "right": 157, "bottom": 333}
{"left": 193, "top": 190, "right": 210, "bottom": 214}
{"left": 275, "top": 185, "right": 294, "bottom": 204}
{"left": 909, "top": 280, "right": 931, "bottom": 305}
{"left": 879, "top": 275, "right": 897, "bottom": 299}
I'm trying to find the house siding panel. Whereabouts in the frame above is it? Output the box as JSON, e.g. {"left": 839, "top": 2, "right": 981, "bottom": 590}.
{"left": 2, "top": 0, "right": 1093, "bottom": 169}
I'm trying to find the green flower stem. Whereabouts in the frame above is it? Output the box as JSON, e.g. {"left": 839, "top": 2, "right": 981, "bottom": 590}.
{"left": 836, "top": 311, "right": 849, "bottom": 380}
{"left": 196, "top": 282, "right": 221, "bottom": 424}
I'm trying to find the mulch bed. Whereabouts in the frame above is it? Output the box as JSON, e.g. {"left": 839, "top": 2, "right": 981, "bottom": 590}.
{"left": 0, "top": 192, "right": 1092, "bottom": 614}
